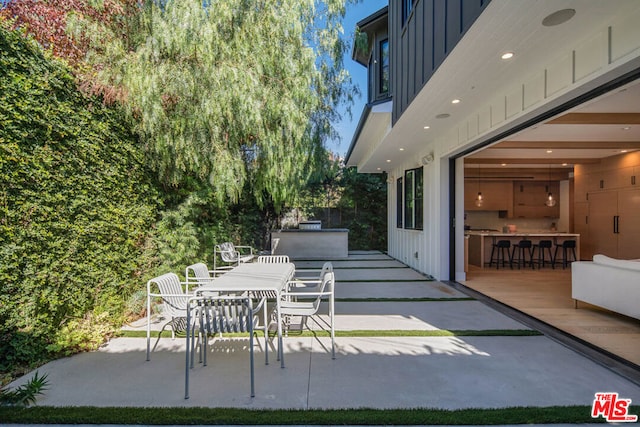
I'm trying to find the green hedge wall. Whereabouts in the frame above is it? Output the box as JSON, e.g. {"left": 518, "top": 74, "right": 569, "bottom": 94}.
{"left": 0, "top": 24, "right": 159, "bottom": 374}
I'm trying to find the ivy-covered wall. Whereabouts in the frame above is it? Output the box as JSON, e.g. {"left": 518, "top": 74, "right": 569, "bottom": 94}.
{"left": 0, "top": 24, "right": 159, "bottom": 374}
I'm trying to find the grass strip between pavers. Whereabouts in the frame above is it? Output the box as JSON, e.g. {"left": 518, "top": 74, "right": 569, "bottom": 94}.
{"left": 0, "top": 405, "right": 623, "bottom": 424}
{"left": 120, "top": 329, "right": 542, "bottom": 338}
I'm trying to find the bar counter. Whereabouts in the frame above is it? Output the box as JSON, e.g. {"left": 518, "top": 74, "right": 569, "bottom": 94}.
{"left": 466, "top": 232, "right": 580, "bottom": 268}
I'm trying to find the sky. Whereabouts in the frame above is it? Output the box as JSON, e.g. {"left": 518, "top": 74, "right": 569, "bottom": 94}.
{"left": 330, "top": 0, "right": 388, "bottom": 158}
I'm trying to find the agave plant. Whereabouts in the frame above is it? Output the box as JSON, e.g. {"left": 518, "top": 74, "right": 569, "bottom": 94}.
{"left": 0, "top": 371, "right": 49, "bottom": 407}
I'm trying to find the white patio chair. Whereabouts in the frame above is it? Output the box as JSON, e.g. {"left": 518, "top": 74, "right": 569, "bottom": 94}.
{"left": 185, "top": 262, "right": 224, "bottom": 292}
{"left": 280, "top": 271, "right": 336, "bottom": 364}
{"left": 146, "top": 272, "right": 192, "bottom": 361}
{"left": 256, "top": 255, "right": 290, "bottom": 263}
{"left": 213, "top": 242, "right": 255, "bottom": 270}
{"left": 185, "top": 295, "right": 266, "bottom": 399}
{"left": 290, "top": 261, "right": 333, "bottom": 292}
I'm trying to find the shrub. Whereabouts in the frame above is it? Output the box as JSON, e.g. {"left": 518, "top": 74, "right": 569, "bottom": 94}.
{"left": 0, "top": 23, "right": 158, "bottom": 374}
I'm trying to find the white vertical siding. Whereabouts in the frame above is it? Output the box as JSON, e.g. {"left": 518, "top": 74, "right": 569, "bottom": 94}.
{"left": 386, "top": 4, "right": 640, "bottom": 281}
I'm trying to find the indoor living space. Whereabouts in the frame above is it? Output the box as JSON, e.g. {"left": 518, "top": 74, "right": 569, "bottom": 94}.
{"left": 459, "top": 265, "right": 640, "bottom": 369}
{"left": 459, "top": 78, "right": 640, "bottom": 371}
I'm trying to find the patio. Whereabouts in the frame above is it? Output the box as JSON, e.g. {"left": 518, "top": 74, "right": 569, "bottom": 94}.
{"left": 7, "top": 251, "right": 640, "bottom": 410}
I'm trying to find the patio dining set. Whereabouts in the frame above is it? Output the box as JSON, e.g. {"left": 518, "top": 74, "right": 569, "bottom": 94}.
{"left": 145, "top": 242, "right": 336, "bottom": 398}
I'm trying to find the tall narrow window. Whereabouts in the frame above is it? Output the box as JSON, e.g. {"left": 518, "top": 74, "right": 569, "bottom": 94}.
{"left": 404, "top": 167, "right": 423, "bottom": 230}
{"left": 396, "top": 177, "right": 403, "bottom": 228}
{"left": 379, "top": 39, "right": 389, "bottom": 96}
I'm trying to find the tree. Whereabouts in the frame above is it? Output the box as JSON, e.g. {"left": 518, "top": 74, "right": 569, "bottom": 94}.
{"left": 76, "top": 0, "right": 357, "bottom": 212}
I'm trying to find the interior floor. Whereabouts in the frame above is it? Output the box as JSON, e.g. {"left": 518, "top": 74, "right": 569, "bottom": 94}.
{"left": 459, "top": 265, "right": 640, "bottom": 368}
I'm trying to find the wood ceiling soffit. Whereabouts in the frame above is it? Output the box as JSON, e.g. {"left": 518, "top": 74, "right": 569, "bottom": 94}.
{"left": 547, "top": 113, "right": 640, "bottom": 125}
{"left": 465, "top": 158, "right": 599, "bottom": 165}
{"left": 495, "top": 141, "right": 640, "bottom": 149}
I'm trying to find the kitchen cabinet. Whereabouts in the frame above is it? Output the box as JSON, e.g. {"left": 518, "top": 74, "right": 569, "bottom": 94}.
{"left": 573, "top": 201, "right": 591, "bottom": 260}
{"left": 574, "top": 152, "right": 640, "bottom": 260}
{"left": 512, "top": 181, "right": 560, "bottom": 218}
{"left": 464, "top": 181, "right": 513, "bottom": 213}
{"left": 588, "top": 188, "right": 640, "bottom": 259}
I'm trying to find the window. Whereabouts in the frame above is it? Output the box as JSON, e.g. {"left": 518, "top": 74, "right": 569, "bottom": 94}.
{"left": 379, "top": 39, "right": 389, "bottom": 96}
{"left": 396, "top": 177, "right": 403, "bottom": 228}
{"left": 403, "top": 167, "right": 423, "bottom": 230}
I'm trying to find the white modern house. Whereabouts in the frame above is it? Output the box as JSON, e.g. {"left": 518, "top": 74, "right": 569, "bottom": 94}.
{"left": 346, "top": 0, "right": 640, "bottom": 282}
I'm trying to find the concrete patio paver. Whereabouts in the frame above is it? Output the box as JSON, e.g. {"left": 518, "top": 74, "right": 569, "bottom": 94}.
{"left": 6, "top": 251, "right": 640, "bottom": 417}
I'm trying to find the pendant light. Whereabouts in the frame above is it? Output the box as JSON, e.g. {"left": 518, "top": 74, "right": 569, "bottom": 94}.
{"left": 545, "top": 164, "right": 557, "bottom": 207}
{"left": 474, "top": 165, "right": 484, "bottom": 207}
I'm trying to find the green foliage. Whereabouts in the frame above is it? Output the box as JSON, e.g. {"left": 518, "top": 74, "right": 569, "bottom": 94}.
{"left": 0, "top": 405, "right": 614, "bottom": 425}
{"left": 302, "top": 160, "right": 387, "bottom": 251}
{"left": 0, "top": 23, "right": 158, "bottom": 372}
{"left": 79, "top": 0, "right": 356, "bottom": 211}
{"left": 0, "top": 371, "right": 48, "bottom": 407}
{"left": 337, "top": 168, "right": 387, "bottom": 251}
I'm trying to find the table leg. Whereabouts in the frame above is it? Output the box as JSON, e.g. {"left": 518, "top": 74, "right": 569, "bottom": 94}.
{"left": 277, "top": 296, "right": 284, "bottom": 368}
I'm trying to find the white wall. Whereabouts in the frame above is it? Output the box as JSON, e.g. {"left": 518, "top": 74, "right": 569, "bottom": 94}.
{"left": 386, "top": 7, "right": 640, "bottom": 281}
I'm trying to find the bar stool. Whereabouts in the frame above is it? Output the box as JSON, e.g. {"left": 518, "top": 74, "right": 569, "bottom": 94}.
{"left": 533, "top": 239, "right": 553, "bottom": 269}
{"left": 489, "top": 240, "right": 512, "bottom": 269}
{"left": 553, "top": 240, "right": 577, "bottom": 269}
{"left": 511, "top": 239, "right": 534, "bottom": 269}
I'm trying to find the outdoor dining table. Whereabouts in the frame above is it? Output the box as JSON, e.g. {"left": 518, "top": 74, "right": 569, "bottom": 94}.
{"left": 194, "top": 262, "right": 296, "bottom": 368}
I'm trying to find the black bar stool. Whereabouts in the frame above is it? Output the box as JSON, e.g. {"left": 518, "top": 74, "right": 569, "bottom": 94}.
{"left": 533, "top": 239, "right": 553, "bottom": 268}
{"left": 553, "top": 240, "right": 577, "bottom": 269}
{"left": 511, "top": 239, "right": 534, "bottom": 269}
{"left": 489, "top": 240, "right": 512, "bottom": 269}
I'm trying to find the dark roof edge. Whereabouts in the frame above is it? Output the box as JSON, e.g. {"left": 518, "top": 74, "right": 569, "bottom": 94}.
{"left": 351, "top": 6, "right": 389, "bottom": 64}
{"left": 355, "top": 5, "right": 388, "bottom": 29}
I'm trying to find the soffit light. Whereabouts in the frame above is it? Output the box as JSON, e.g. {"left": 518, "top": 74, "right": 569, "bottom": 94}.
{"left": 451, "top": 99, "right": 461, "bottom": 104}
{"left": 501, "top": 52, "right": 514, "bottom": 60}
{"left": 423, "top": 125, "right": 430, "bottom": 129}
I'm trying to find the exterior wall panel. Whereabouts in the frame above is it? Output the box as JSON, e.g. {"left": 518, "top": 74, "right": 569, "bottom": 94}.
{"left": 390, "top": 0, "right": 490, "bottom": 123}
{"left": 545, "top": 53, "right": 573, "bottom": 97}
{"left": 611, "top": 11, "right": 640, "bottom": 62}
{"left": 574, "top": 31, "right": 607, "bottom": 82}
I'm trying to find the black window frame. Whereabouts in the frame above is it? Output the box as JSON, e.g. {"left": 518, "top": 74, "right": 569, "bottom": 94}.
{"left": 396, "top": 177, "right": 403, "bottom": 228}
{"left": 403, "top": 167, "right": 423, "bottom": 230}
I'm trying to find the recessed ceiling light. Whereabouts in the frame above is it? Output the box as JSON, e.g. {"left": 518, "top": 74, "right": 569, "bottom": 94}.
{"left": 546, "top": 150, "right": 553, "bottom": 153}
{"left": 622, "top": 126, "right": 631, "bottom": 130}
{"left": 621, "top": 150, "right": 628, "bottom": 153}
{"left": 501, "top": 163, "right": 507, "bottom": 167}
{"left": 562, "top": 163, "right": 568, "bottom": 166}
{"left": 436, "top": 113, "right": 450, "bottom": 119}
{"left": 399, "top": 148, "right": 405, "bottom": 151}
{"left": 542, "top": 9, "right": 576, "bottom": 27}
{"left": 386, "top": 159, "right": 391, "bottom": 163}
{"left": 423, "top": 125, "right": 430, "bottom": 129}
{"left": 451, "top": 99, "right": 461, "bottom": 104}
{"left": 501, "top": 52, "right": 514, "bottom": 60}
{"left": 377, "top": 167, "right": 381, "bottom": 170}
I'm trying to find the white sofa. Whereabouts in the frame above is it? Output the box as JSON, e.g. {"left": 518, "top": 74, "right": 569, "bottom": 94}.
{"left": 571, "top": 254, "right": 640, "bottom": 320}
